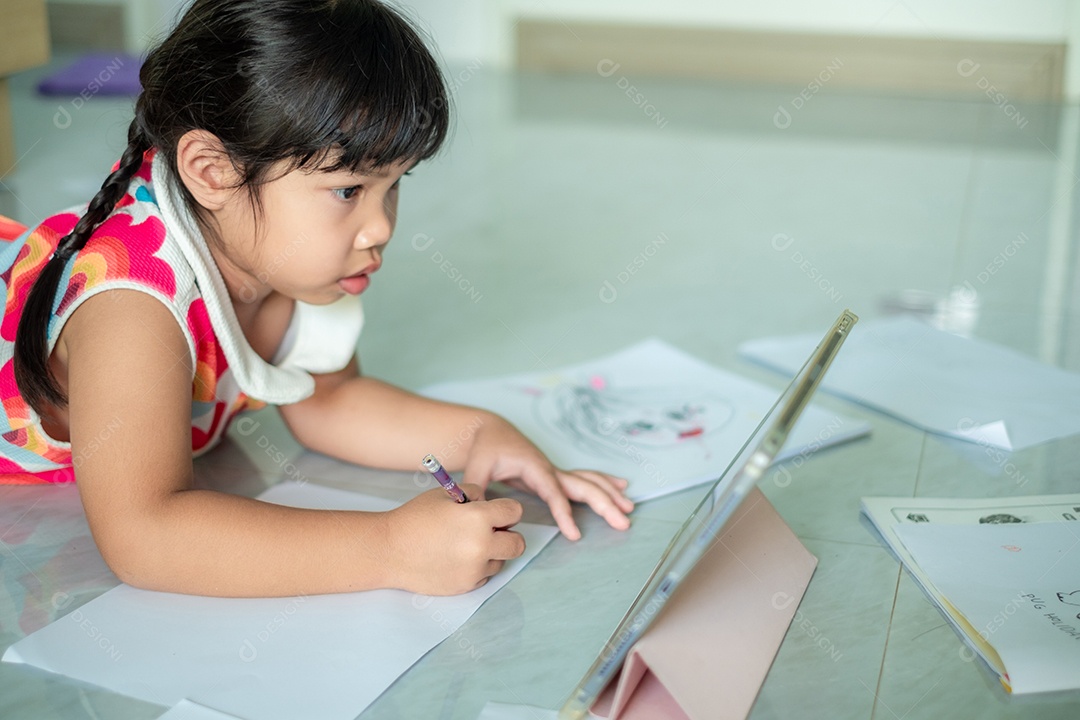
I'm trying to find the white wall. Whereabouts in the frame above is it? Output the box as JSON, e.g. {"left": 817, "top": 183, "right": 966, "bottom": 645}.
{"left": 400, "top": 0, "right": 1080, "bottom": 94}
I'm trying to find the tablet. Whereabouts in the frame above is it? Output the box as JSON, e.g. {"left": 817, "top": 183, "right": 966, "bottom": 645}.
{"left": 559, "top": 309, "right": 859, "bottom": 719}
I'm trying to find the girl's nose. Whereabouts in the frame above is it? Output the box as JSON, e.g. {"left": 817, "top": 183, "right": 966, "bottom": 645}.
{"left": 355, "top": 206, "right": 393, "bottom": 250}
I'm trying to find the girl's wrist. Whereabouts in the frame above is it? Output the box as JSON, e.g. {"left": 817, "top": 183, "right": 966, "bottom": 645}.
{"left": 471, "top": 409, "right": 515, "bottom": 443}
{"left": 363, "top": 509, "right": 406, "bottom": 591}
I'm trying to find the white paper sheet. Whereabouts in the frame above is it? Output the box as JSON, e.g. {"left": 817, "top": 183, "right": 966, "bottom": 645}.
{"left": 3, "top": 482, "right": 558, "bottom": 720}
{"left": 739, "top": 315, "right": 1080, "bottom": 451}
{"left": 895, "top": 521, "right": 1080, "bottom": 694}
{"left": 421, "top": 339, "right": 870, "bottom": 501}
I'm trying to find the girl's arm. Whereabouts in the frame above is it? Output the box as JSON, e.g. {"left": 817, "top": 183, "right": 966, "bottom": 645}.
{"left": 278, "top": 359, "right": 634, "bottom": 539}
{"left": 63, "top": 290, "right": 522, "bottom": 597}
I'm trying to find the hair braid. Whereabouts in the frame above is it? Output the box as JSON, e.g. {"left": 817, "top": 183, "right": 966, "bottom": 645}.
{"left": 13, "top": 116, "right": 151, "bottom": 416}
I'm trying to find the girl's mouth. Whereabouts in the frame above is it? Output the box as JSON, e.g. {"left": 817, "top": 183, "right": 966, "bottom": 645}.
{"left": 338, "top": 273, "right": 370, "bottom": 295}
{"left": 338, "top": 261, "right": 380, "bottom": 295}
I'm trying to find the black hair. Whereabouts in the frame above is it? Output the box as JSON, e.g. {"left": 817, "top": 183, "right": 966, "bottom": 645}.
{"left": 15, "top": 0, "right": 450, "bottom": 417}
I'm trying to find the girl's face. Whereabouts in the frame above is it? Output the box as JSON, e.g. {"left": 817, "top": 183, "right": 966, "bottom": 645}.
{"left": 211, "top": 157, "right": 413, "bottom": 307}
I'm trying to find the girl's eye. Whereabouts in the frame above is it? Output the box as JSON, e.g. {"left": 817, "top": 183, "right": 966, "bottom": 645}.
{"left": 333, "top": 186, "right": 361, "bottom": 201}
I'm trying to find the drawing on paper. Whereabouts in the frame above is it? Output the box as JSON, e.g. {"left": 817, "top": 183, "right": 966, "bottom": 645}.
{"left": 1056, "top": 590, "right": 1080, "bottom": 608}
{"left": 979, "top": 513, "right": 1024, "bottom": 524}
{"left": 518, "top": 374, "right": 736, "bottom": 459}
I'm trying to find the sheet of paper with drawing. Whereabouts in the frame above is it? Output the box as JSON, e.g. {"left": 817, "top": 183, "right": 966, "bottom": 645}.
{"left": 739, "top": 315, "right": 1080, "bottom": 451}
{"left": 895, "top": 521, "right": 1080, "bottom": 694}
{"left": 2, "top": 482, "right": 558, "bottom": 720}
{"left": 421, "top": 339, "right": 870, "bottom": 502}
{"left": 861, "top": 494, "right": 1080, "bottom": 693}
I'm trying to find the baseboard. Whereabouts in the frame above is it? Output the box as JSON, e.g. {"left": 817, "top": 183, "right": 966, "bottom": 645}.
{"left": 47, "top": 1, "right": 126, "bottom": 51}
{"left": 517, "top": 20, "right": 1065, "bottom": 103}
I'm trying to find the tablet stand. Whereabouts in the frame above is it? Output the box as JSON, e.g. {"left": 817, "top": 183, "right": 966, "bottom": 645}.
{"left": 591, "top": 487, "right": 817, "bottom": 720}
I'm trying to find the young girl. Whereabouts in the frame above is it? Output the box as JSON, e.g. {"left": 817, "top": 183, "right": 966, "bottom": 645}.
{"left": 0, "top": 0, "right": 633, "bottom": 598}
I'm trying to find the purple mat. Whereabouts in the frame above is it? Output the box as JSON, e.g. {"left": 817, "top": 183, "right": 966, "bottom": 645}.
{"left": 36, "top": 53, "right": 142, "bottom": 97}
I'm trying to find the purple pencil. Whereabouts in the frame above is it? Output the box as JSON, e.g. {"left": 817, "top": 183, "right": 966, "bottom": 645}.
{"left": 421, "top": 454, "right": 469, "bottom": 503}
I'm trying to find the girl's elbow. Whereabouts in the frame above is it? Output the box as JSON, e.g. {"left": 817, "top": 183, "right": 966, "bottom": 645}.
{"left": 92, "top": 522, "right": 174, "bottom": 591}
{"left": 96, "top": 536, "right": 154, "bottom": 589}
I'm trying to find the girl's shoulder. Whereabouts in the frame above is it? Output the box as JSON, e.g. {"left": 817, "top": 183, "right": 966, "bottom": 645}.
{"left": 0, "top": 153, "right": 201, "bottom": 362}
{"left": 27, "top": 154, "right": 196, "bottom": 307}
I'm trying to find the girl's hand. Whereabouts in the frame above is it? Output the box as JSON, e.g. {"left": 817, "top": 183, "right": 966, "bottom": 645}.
{"left": 461, "top": 415, "right": 635, "bottom": 540}
{"left": 382, "top": 484, "right": 525, "bottom": 595}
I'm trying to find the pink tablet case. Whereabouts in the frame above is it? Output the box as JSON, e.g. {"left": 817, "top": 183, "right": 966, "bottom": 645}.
{"left": 591, "top": 488, "right": 817, "bottom": 720}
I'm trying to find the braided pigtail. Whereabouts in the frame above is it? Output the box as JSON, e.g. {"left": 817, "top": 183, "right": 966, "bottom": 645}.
{"left": 13, "top": 117, "right": 151, "bottom": 416}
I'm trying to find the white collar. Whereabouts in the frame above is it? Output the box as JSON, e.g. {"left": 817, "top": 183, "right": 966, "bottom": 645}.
{"left": 152, "top": 157, "right": 316, "bottom": 404}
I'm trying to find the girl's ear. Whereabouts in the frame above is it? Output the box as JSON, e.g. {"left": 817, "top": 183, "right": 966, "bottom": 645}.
{"left": 175, "top": 129, "right": 240, "bottom": 210}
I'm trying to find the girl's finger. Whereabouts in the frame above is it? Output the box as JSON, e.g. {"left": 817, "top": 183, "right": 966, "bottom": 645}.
{"left": 523, "top": 467, "right": 581, "bottom": 540}
{"left": 458, "top": 482, "right": 486, "bottom": 502}
{"left": 558, "top": 472, "right": 632, "bottom": 531}
{"left": 567, "top": 469, "right": 635, "bottom": 513}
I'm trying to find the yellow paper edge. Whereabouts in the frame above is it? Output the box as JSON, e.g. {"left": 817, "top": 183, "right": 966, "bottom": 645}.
{"left": 939, "top": 597, "right": 1011, "bottom": 691}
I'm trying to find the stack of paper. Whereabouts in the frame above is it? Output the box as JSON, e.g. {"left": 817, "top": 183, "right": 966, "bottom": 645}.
{"left": 861, "top": 494, "right": 1080, "bottom": 693}
{"left": 422, "top": 339, "right": 870, "bottom": 502}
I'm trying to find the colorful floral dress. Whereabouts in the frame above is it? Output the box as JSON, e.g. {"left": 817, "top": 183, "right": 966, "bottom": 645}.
{"left": 0, "top": 150, "right": 364, "bottom": 483}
